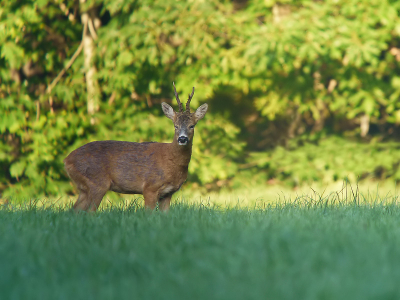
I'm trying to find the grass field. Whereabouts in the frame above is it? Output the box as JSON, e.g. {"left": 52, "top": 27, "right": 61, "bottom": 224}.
{"left": 2, "top": 184, "right": 400, "bottom": 300}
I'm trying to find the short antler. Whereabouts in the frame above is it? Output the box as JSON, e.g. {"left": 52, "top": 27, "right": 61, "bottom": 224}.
{"left": 186, "top": 87, "right": 195, "bottom": 112}
{"left": 172, "top": 82, "right": 183, "bottom": 112}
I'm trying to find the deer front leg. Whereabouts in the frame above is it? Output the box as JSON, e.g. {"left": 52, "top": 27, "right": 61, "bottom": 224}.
{"left": 143, "top": 189, "right": 159, "bottom": 210}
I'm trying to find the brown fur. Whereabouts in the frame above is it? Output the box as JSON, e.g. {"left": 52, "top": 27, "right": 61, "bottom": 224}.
{"left": 64, "top": 85, "right": 208, "bottom": 212}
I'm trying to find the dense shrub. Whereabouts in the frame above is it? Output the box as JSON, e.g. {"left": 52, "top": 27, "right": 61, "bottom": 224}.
{"left": 1, "top": 0, "right": 400, "bottom": 198}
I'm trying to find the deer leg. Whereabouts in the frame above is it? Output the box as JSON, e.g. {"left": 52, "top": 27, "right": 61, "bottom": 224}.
{"left": 66, "top": 164, "right": 92, "bottom": 212}
{"left": 158, "top": 195, "right": 172, "bottom": 212}
{"left": 143, "top": 189, "right": 159, "bottom": 210}
{"left": 69, "top": 169, "right": 109, "bottom": 212}
{"left": 73, "top": 185, "right": 107, "bottom": 212}
{"left": 73, "top": 190, "right": 91, "bottom": 211}
{"left": 87, "top": 187, "right": 108, "bottom": 212}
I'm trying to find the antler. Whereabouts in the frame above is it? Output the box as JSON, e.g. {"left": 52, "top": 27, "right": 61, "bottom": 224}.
{"left": 186, "top": 87, "right": 195, "bottom": 112}
{"left": 172, "top": 82, "right": 183, "bottom": 112}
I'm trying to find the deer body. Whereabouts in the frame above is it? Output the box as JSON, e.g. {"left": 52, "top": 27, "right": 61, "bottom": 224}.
{"left": 64, "top": 83, "right": 207, "bottom": 212}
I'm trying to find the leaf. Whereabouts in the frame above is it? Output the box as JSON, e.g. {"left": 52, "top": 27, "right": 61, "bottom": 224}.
{"left": 117, "top": 50, "right": 134, "bottom": 68}
{"left": 1, "top": 42, "right": 24, "bottom": 68}
{"left": 10, "top": 160, "right": 27, "bottom": 178}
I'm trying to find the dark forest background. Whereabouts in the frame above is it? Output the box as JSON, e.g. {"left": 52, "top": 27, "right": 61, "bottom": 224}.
{"left": 2, "top": 0, "right": 400, "bottom": 199}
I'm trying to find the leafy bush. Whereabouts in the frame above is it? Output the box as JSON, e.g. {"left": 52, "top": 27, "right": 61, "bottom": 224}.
{"left": 248, "top": 137, "right": 400, "bottom": 187}
{"left": 2, "top": 0, "right": 400, "bottom": 199}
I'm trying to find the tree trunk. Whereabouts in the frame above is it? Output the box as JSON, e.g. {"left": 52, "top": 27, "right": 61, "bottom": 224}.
{"left": 80, "top": 0, "right": 100, "bottom": 124}
{"left": 360, "top": 114, "right": 370, "bottom": 137}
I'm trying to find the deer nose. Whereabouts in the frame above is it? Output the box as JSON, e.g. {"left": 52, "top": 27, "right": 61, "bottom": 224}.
{"left": 178, "top": 136, "right": 189, "bottom": 145}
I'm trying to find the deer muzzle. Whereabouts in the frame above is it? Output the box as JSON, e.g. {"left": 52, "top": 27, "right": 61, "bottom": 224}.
{"left": 178, "top": 136, "right": 189, "bottom": 145}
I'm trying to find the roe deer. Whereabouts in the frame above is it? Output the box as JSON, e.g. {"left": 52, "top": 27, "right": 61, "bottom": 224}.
{"left": 64, "top": 82, "right": 208, "bottom": 212}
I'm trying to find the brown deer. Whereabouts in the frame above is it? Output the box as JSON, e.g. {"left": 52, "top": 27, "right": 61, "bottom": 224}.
{"left": 64, "top": 82, "right": 208, "bottom": 212}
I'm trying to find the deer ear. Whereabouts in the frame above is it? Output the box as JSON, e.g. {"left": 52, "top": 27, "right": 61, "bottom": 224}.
{"left": 161, "top": 102, "right": 175, "bottom": 121}
{"left": 194, "top": 103, "right": 208, "bottom": 122}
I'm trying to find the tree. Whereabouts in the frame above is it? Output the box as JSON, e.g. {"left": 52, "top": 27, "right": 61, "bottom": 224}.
{"left": 1, "top": 0, "right": 400, "bottom": 199}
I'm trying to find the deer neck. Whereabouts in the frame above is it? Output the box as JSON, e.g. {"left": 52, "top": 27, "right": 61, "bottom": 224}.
{"left": 170, "top": 140, "right": 193, "bottom": 167}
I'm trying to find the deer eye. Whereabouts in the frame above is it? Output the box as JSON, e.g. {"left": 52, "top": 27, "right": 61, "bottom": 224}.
{"left": 174, "top": 125, "right": 178, "bottom": 130}
{"left": 189, "top": 125, "right": 195, "bottom": 129}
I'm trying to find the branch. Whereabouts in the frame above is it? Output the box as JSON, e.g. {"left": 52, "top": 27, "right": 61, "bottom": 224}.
{"left": 88, "top": 18, "right": 98, "bottom": 40}
{"left": 46, "top": 19, "right": 88, "bottom": 94}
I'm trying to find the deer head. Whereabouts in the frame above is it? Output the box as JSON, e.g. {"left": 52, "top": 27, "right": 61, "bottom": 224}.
{"left": 161, "top": 82, "right": 208, "bottom": 146}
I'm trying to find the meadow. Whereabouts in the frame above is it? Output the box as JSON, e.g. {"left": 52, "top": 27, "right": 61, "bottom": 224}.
{"left": 3, "top": 1, "right": 400, "bottom": 298}
{"left": 2, "top": 184, "right": 400, "bottom": 300}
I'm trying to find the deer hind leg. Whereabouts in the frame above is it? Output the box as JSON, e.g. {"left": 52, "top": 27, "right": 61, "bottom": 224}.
{"left": 87, "top": 186, "right": 108, "bottom": 212}
{"left": 73, "top": 183, "right": 108, "bottom": 212}
{"left": 66, "top": 164, "right": 108, "bottom": 212}
{"left": 158, "top": 195, "right": 172, "bottom": 212}
{"left": 66, "top": 169, "right": 91, "bottom": 211}
{"left": 73, "top": 190, "right": 91, "bottom": 211}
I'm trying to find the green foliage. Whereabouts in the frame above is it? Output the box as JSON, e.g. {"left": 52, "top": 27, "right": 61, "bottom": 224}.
{"left": 249, "top": 137, "right": 400, "bottom": 187}
{"left": 242, "top": 0, "right": 400, "bottom": 124}
{"left": 2, "top": 0, "right": 400, "bottom": 198}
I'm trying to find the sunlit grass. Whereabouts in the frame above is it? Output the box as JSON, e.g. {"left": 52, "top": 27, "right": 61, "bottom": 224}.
{"left": 2, "top": 194, "right": 400, "bottom": 300}
{"left": 3, "top": 182, "right": 400, "bottom": 299}
{"left": 181, "top": 180, "right": 400, "bottom": 208}
{"left": 3, "top": 180, "right": 399, "bottom": 211}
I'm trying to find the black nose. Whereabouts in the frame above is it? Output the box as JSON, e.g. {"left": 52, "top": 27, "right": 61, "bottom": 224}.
{"left": 178, "top": 136, "right": 188, "bottom": 144}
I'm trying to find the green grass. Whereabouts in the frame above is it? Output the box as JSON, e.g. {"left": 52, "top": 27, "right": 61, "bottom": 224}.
{"left": 2, "top": 194, "right": 400, "bottom": 300}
